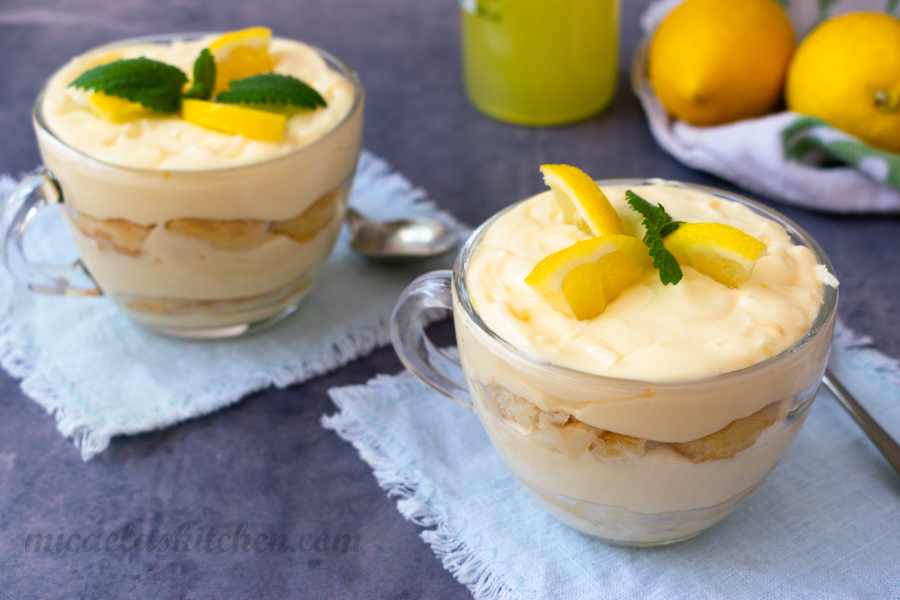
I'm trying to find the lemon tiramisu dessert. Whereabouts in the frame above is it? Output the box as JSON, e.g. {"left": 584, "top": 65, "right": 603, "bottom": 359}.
{"left": 35, "top": 28, "right": 362, "bottom": 335}
{"left": 455, "top": 165, "right": 838, "bottom": 544}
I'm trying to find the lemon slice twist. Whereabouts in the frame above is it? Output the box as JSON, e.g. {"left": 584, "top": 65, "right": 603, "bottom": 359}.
{"left": 209, "top": 27, "right": 276, "bottom": 94}
{"left": 181, "top": 99, "right": 286, "bottom": 141}
{"left": 540, "top": 165, "right": 624, "bottom": 237}
{"left": 89, "top": 92, "right": 159, "bottom": 122}
{"left": 663, "top": 222, "right": 767, "bottom": 288}
{"left": 526, "top": 235, "right": 652, "bottom": 321}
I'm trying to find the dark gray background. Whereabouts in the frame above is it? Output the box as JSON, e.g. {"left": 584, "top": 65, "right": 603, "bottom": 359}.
{"left": 0, "top": 0, "right": 897, "bottom": 598}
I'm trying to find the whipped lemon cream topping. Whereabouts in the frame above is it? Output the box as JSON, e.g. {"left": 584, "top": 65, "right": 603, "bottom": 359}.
{"left": 41, "top": 37, "right": 355, "bottom": 170}
{"left": 466, "top": 182, "right": 836, "bottom": 384}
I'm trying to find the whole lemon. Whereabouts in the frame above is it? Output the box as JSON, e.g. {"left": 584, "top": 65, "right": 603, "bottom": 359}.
{"left": 648, "top": 0, "right": 795, "bottom": 126}
{"left": 786, "top": 13, "right": 900, "bottom": 153}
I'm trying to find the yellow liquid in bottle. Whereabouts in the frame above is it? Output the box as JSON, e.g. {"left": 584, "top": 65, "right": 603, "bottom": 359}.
{"left": 461, "top": 0, "right": 619, "bottom": 126}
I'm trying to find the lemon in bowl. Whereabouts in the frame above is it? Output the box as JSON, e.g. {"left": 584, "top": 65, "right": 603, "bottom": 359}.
{"left": 648, "top": 0, "right": 795, "bottom": 126}
{"left": 786, "top": 12, "right": 900, "bottom": 154}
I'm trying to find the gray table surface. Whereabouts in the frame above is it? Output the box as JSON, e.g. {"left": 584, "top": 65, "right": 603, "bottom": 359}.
{"left": 0, "top": 0, "right": 898, "bottom": 598}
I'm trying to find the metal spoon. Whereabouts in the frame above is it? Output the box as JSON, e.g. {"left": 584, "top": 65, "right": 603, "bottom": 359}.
{"left": 823, "top": 368, "right": 900, "bottom": 479}
{"left": 347, "top": 207, "right": 458, "bottom": 261}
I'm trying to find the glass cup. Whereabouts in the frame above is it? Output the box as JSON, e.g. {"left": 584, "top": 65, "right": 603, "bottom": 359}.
{"left": 460, "top": 0, "right": 620, "bottom": 125}
{"left": 392, "top": 180, "right": 838, "bottom": 546}
{"left": 0, "top": 34, "right": 364, "bottom": 339}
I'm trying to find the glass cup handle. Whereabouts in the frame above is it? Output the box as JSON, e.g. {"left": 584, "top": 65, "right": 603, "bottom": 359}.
{"left": 391, "top": 270, "right": 473, "bottom": 410}
{"left": 0, "top": 169, "right": 101, "bottom": 296}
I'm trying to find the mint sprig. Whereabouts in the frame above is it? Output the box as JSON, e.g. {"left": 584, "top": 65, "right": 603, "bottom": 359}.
{"left": 69, "top": 57, "right": 187, "bottom": 113}
{"left": 626, "top": 190, "right": 683, "bottom": 285}
{"left": 184, "top": 48, "right": 216, "bottom": 100}
{"left": 216, "top": 73, "right": 327, "bottom": 110}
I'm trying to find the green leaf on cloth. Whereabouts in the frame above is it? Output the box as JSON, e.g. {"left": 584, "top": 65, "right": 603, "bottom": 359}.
{"left": 781, "top": 116, "right": 900, "bottom": 189}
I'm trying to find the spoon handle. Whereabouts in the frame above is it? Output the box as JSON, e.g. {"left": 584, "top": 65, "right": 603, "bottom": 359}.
{"left": 822, "top": 368, "right": 900, "bottom": 479}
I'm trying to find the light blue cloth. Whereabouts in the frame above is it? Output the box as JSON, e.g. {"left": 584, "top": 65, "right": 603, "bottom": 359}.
{"left": 0, "top": 151, "right": 467, "bottom": 460}
{"left": 323, "top": 327, "right": 900, "bottom": 600}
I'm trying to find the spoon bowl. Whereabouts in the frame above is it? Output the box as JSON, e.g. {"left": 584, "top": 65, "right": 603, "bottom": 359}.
{"left": 348, "top": 208, "right": 458, "bottom": 261}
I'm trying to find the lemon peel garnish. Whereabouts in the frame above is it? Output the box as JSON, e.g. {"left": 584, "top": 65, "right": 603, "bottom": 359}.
{"left": 209, "top": 27, "right": 276, "bottom": 94}
{"left": 89, "top": 92, "right": 160, "bottom": 122}
{"left": 663, "top": 222, "right": 767, "bottom": 288}
{"left": 181, "top": 99, "right": 285, "bottom": 141}
{"left": 540, "top": 164, "right": 624, "bottom": 237}
{"left": 525, "top": 235, "right": 652, "bottom": 321}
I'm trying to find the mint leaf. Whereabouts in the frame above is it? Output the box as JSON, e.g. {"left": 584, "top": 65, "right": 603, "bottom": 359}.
{"left": 627, "top": 191, "right": 674, "bottom": 232}
{"left": 184, "top": 48, "right": 216, "bottom": 100}
{"left": 625, "top": 191, "right": 659, "bottom": 226}
{"left": 626, "top": 190, "right": 683, "bottom": 286}
{"left": 216, "top": 73, "right": 327, "bottom": 110}
{"left": 69, "top": 57, "right": 187, "bottom": 113}
{"left": 658, "top": 221, "right": 680, "bottom": 238}
{"left": 647, "top": 231, "right": 683, "bottom": 285}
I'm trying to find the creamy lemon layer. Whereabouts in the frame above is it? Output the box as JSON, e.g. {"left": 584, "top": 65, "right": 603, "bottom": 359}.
{"left": 466, "top": 182, "right": 836, "bottom": 384}
{"left": 64, "top": 203, "right": 343, "bottom": 299}
{"left": 475, "top": 390, "right": 804, "bottom": 517}
{"left": 41, "top": 36, "right": 355, "bottom": 170}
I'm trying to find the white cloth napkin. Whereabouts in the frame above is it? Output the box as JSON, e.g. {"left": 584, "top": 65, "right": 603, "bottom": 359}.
{"left": 0, "top": 151, "right": 468, "bottom": 460}
{"left": 634, "top": 0, "right": 900, "bottom": 213}
{"left": 323, "top": 324, "right": 900, "bottom": 600}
